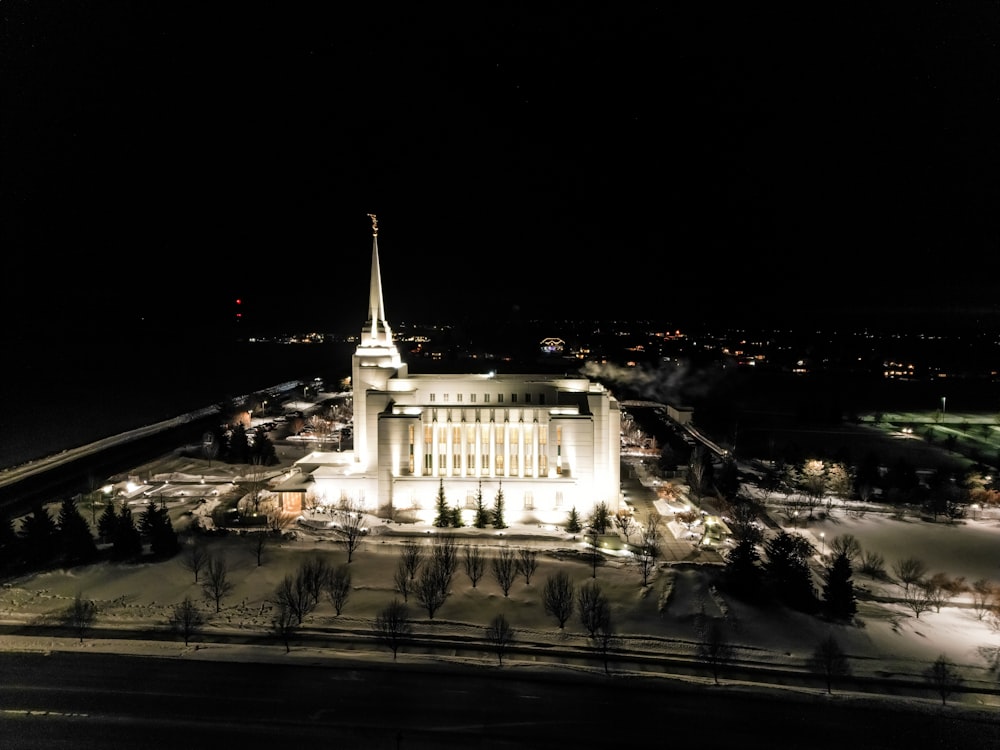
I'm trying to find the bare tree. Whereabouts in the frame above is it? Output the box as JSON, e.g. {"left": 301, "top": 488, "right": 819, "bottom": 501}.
{"left": 273, "top": 571, "right": 316, "bottom": 625}
{"left": 64, "top": 592, "right": 97, "bottom": 643}
{"left": 240, "top": 466, "right": 270, "bottom": 518}
{"left": 168, "top": 594, "right": 206, "bottom": 646}
{"left": 635, "top": 513, "right": 662, "bottom": 587}
{"left": 543, "top": 570, "right": 575, "bottom": 629}
{"left": 336, "top": 497, "right": 367, "bottom": 563}
{"left": 485, "top": 613, "right": 516, "bottom": 666}
{"left": 591, "top": 616, "right": 621, "bottom": 675}
{"left": 373, "top": 599, "right": 412, "bottom": 660}
{"left": 491, "top": 548, "right": 518, "bottom": 597}
{"left": 971, "top": 578, "right": 997, "bottom": 620}
{"left": 902, "top": 582, "right": 935, "bottom": 619}
{"left": 808, "top": 633, "right": 851, "bottom": 694}
{"left": 271, "top": 602, "right": 298, "bottom": 653}
{"left": 181, "top": 539, "right": 211, "bottom": 583}
{"left": 399, "top": 540, "right": 423, "bottom": 580}
{"left": 516, "top": 548, "right": 538, "bottom": 585}
{"left": 586, "top": 526, "right": 602, "bottom": 578}
{"left": 859, "top": 550, "right": 887, "bottom": 580}
{"left": 250, "top": 530, "right": 271, "bottom": 567}
{"left": 415, "top": 562, "right": 449, "bottom": 619}
{"left": 463, "top": 545, "right": 486, "bottom": 588}
{"left": 688, "top": 447, "right": 710, "bottom": 503}
{"left": 201, "top": 555, "right": 235, "bottom": 613}
{"left": 577, "top": 581, "right": 609, "bottom": 638}
{"left": 431, "top": 534, "right": 459, "bottom": 595}
{"left": 829, "top": 534, "right": 862, "bottom": 565}
{"left": 325, "top": 563, "right": 352, "bottom": 615}
{"left": 614, "top": 510, "right": 636, "bottom": 543}
{"left": 924, "top": 654, "right": 964, "bottom": 705}
{"left": 299, "top": 555, "right": 334, "bottom": 609}
{"left": 892, "top": 557, "right": 928, "bottom": 594}
{"left": 394, "top": 560, "right": 414, "bottom": 602}
{"left": 696, "top": 610, "right": 735, "bottom": 685}
{"left": 800, "top": 459, "right": 827, "bottom": 518}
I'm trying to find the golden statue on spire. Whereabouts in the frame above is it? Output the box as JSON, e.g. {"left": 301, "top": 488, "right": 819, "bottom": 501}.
{"left": 367, "top": 213, "right": 378, "bottom": 236}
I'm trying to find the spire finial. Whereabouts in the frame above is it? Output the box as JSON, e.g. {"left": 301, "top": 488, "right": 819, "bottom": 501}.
{"left": 367, "top": 213, "right": 378, "bottom": 236}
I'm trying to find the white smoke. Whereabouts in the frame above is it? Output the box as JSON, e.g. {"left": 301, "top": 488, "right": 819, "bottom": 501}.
{"left": 580, "top": 358, "right": 726, "bottom": 405}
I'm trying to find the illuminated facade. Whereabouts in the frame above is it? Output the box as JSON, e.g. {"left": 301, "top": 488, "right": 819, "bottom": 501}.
{"left": 278, "top": 216, "right": 620, "bottom": 524}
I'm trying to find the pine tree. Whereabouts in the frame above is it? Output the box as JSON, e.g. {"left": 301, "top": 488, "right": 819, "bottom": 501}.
{"left": 449, "top": 505, "right": 464, "bottom": 528}
{"left": 589, "top": 502, "right": 611, "bottom": 534}
{"left": 492, "top": 482, "right": 507, "bottom": 530}
{"left": 58, "top": 496, "right": 98, "bottom": 566}
{"left": 19, "top": 503, "right": 59, "bottom": 567}
{"left": 138, "top": 502, "right": 179, "bottom": 559}
{"left": 566, "top": 507, "right": 582, "bottom": 534}
{"left": 433, "top": 479, "right": 450, "bottom": 527}
{"left": 822, "top": 551, "right": 858, "bottom": 620}
{"left": 722, "top": 537, "right": 763, "bottom": 601}
{"left": 97, "top": 501, "right": 119, "bottom": 544}
{"left": 473, "top": 481, "right": 490, "bottom": 528}
{"left": 110, "top": 504, "right": 143, "bottom": 561}
{"left": 763, "top": 531, "right": 818, "bottom": 612}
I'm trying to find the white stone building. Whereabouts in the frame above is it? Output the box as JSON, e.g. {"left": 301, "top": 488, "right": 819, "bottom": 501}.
{"left": 274, "top": 216, "right": 620, "bottom": 525}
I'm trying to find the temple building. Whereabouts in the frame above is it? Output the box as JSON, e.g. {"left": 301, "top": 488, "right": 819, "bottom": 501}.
{"left": 274, "top": 216, "right": 621, "bottom": 525}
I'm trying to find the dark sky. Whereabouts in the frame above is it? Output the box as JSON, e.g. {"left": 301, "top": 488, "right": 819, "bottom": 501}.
{"left": 3, "top": 4, "right": 999, "bottom": 339}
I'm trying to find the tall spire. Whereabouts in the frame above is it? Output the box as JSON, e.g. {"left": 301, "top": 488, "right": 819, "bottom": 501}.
{"left": 364, "top": 213, "right": 392, "bottom": 345}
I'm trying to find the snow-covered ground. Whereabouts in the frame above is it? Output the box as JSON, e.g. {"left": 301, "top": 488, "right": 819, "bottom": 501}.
{"left": 3, "top": 451, "right": 1000, "bottom": 717}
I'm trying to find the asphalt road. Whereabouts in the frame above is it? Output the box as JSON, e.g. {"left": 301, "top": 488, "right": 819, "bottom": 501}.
{"left": 0, "top": 651, "right": 996, "bottom": 750}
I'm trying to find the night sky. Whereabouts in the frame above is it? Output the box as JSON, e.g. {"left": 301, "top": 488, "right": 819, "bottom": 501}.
{"left": 4, "top": 4, "right": 999, "bottom": 339}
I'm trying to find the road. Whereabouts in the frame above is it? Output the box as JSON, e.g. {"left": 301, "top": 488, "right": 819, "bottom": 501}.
{"left": 0, "top": 651, "right": 995, "bottom": 749}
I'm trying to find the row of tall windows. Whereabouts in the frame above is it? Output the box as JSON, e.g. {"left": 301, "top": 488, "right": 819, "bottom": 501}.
{"left": 408, "top": 421, "right": 562, "bottom": 477}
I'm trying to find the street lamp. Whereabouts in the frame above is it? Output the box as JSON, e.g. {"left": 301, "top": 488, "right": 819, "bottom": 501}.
{"left": 820, "top": 531, "right": 825, "bottom": 555}
{"left": 792, "top": 510, "right": 798, "bottom": 529}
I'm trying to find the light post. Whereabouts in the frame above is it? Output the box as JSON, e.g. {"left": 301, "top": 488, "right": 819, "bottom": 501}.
{"left": 792, "top": 510, "right": 798, "bottom": 529}
{"left": 820, "top": 531, "right": 825, "bottom": 555}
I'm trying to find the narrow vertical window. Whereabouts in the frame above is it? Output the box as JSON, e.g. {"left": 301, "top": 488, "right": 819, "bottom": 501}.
{"left": 424, "top": 425, "right": 433, "bottom": 475}
{"left": 556, "top": 426, "right": 563, "bottom": 475}
{"left": 539, "top": 424, "right": 548, "bottom": 476}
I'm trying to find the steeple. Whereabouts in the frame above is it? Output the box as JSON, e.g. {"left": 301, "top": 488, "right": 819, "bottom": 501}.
{"left": 352, "top": 213, "right": 403, "bottom": 469}
{"left": 363, "top": 213, "right": 393, "bottom": 346}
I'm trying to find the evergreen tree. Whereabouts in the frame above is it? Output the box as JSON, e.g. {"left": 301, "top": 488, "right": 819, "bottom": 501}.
{"left": 227, "top": 423, "right": 251, "bottom": 464}
{"left": 722, "top": 537, "right": 763, "bottom": 601}
{"left": 763, "top": 530, "right": 818, "bottom": 612}
{"left": 250, "top": 431, "right": 279, "bottom": 466}
{"left": 589, "top": 501, "right": 611, "bottom": 534}
{"left": 566, "top": 507, "right": 582, "bottom": 534}
{"left": 57, "top": 496, "right": 98, "bottom": 566}
{"left": 19, "top": 503, "right": 59, "bottom": 567}
{"left": 110, "top": 504, "right": 143, "bottom": 561}
{"left": 473, "top": 482, "right": 490, "bottom": 528}
{"left": 822, "top": 551, "right": 858, "bottom": 620}
{"left": 141, "top": 503, "right": 180, "bottom": 559}
{"left": 433, "top": 479, "right": 450, "bottom": 527}
{"left": 97, "top": 501, "right": 118, "bottom": 544}
{"left": 492, "top": 482, "right": 507, "bottom": 530}
{"left": 449, "top": 505, "right": 464, "bottom": 528}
